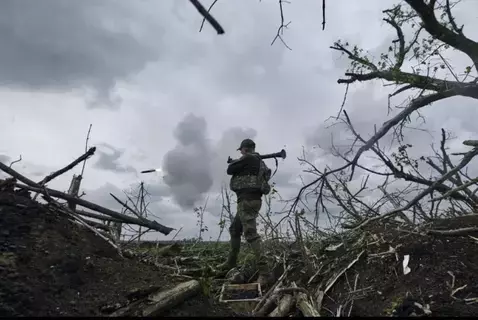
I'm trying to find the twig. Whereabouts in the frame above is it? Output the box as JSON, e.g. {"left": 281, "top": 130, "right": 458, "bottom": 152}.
{"left": 189, "top": 0, "right": 225, "bottom": 34}
{"left": 80, "top": 124, "right": 93, "bottom": 177}
{"left": 270, "top": 0, "right": 292, "bottom": 50}
{"left": 348, "top": 273, "right": 359, "bottom": 317}
{"left": 430, "top": 177, "right": 478, "bottom": 202}
{"left": 451, "top": 284, "right": 467, "bottom": 300}
{"left": 9, "top": 155, "right": 22, "bottom": 168}
{"left": 122, "top": 228, "right": 151, "bottom": 247}
{"left": 171, "top": 227, "right": 183, "bottom": 241}
{"left": 447, "top": 271, "right": 455, "bottom": 289}
{"left": 198, "top": 0, "right": 219, "bottom": 32}
{"left": 324, "top": 250, "right": 364, "bottom": 294}
{"left": 110, "top": 193, "right": 145, "bottom": 221}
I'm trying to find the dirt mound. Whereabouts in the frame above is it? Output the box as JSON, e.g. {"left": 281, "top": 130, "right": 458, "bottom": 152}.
{"left": 319, "top": 221, "right": 478, "bottom": 317}
{"left": 0, "top": 190, "right": 236, "bottom": 317}
{"left": 3, "top": 181, "right": 478, "bottom": 317}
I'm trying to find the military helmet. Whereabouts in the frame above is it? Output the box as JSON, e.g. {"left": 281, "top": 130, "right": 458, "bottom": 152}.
{"left": 237, "top": 138, "right": 256, "bottom": 150}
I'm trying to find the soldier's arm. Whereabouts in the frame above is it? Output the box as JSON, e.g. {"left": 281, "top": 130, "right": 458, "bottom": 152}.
{"left": 227, "top": 155, "right": 248, "bottom": 175}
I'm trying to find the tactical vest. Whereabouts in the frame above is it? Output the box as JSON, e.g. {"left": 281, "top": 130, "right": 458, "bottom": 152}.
{"left": 230, "top": 154, "right": 271, "bottom": 195}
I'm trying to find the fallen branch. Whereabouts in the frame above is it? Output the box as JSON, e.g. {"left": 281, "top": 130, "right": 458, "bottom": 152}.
{"left": 427, "top": 227, "right": 478, "bottom": 236}
{"left": 76, "top": 209, "right": 124, "bottom": 223}
{"left": 253, "top": 265, "right": 291, "bottom": 314}
{"left": 350, "top": 147, "right": 478, "bottom": 230}
{"left": 38, "top": 147, "right": 96, "bottom": 186}
{"left": 110, "top": 280, "right": 201, "bottom": 317}
{"left": 14, "top": 182, "right": 173, "bottom": 235}
{"left": 0, "top": 160, "right": 174, "bottom": 235}
{"left": 142, "top": 280, "right": 201, "bottom": 316}
{"left": 268, "top": 293, "right": 294, "bottom": 317}
{"left": 110, "top": 193, "right": 145, "bottom": 221}
{"left": 430, "top": 177, "right": 478, "bottom": 202}
{"left": 256, "top": 293, "right": 280, "bottom": 317}
{"left": 296, "top": 291, "right": 320, "bottom": 317}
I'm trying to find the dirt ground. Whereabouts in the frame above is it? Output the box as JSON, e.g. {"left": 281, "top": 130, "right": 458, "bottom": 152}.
{"left": 2, "top": 182, "right": 478, "bottom": 317}
{"left": 0, "top": 189, "right": 236, "bottom": 317}
{"left": 321, "top": 220, "right": 478, "bottom": 317}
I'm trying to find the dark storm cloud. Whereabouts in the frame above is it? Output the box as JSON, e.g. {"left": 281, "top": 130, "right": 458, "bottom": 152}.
{"left": 93, "top": 143, "right": 137, "bottom": 174}
{"left": 162, "top": 113, "right": 214, "bottom": 209}
{"left": 0, "top": 0, "right": 160, "bottom": 108}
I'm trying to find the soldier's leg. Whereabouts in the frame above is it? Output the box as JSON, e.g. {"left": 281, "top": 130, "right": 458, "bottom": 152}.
{"left": 238, "top": 200, "right": 267, "bottom": 276}
{"left": 218, "top": 212, "right": 243, "bottom": 270}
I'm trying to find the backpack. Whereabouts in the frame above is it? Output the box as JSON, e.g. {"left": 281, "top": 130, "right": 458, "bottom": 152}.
{"left": 229, "top": 154, "right": 272, "bottom": 195}
{"left": 257, "top": 157, "right": 272, "bottom": 195}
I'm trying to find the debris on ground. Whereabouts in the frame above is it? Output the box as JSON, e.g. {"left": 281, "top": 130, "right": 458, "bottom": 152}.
{"left": 0, "top": 185, "right": 237, "bottom": 317}
{"left": 1, "top": 165, "right": 478, "bottom": 317}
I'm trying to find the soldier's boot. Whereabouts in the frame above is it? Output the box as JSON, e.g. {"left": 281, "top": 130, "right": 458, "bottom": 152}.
{"left": 249, "top": 239, "right": 269, "bottom": 288}
{"left": 217, "top": 237, "right": 241, "bottom": 271}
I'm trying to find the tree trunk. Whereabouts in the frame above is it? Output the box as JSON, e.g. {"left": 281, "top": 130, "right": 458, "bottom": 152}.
{"left": 67, "top": 174, "right": 82, "bottom": 211}
{"left": 109, "top": 280, "right": 201, "bottom": 317}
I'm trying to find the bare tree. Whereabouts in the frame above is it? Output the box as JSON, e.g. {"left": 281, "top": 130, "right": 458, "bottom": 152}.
{"left": 290, "top": 0, "right": 478, "bottom": 229}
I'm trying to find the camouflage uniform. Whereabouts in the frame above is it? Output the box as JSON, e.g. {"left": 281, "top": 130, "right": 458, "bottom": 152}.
{"left": 219, "top": 139, "right": 269, "bottom": 284}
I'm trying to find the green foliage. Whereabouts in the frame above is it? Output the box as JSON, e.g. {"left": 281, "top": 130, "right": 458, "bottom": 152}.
{"left": 391, "top": 144, "right": 419, "bottom": 171}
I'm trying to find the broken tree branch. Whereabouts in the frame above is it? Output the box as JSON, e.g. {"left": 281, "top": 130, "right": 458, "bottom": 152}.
{"left": 351, "top": 147, "right": 478, "bottom": 230}
{"left": 427, "top": 227, "right": 478, "bottom": 236}
{"left": 80, "top": 124, "right": 93, "bottom": 177}
{"left": 189, "top": 0, "right": 225, "bottom": 35}
{"left": 110, "top": 193, "right": 145, "bottom": 221}
{"left": 404, "top": 0, "right": 478, "bottom": 71}
{"left": 110, "top": 280, "right": 201, "bottom": 317}
{"left": 268, "top": 292, "right": 294, "bottom": 317}
{"left": 76, "top": 209, "right": 124, "bottom": 223}
{"left": 9, "top": 155, "right": 22, "bottom": 168}
{"left": 0, "top": 159, "right": 174, "bottom": 235}
{"left": 37, "top": 147, "right": 96, "bottom": 186}
{"left": 431, "top": 177, "right": 478, "bottom": 202}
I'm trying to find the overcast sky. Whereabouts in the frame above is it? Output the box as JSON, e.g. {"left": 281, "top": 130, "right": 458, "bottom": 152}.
{"left": 0, "top": 0, "right": 477, "bottom": 240}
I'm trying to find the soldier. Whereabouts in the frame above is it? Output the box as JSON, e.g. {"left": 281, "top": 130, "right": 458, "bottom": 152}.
{"left": 218, "top": 138, "right": 271, "bottom": 287}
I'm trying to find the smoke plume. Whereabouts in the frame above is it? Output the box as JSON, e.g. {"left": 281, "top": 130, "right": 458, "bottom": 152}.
{"left": 162, "top": 114, "right": 214, "bottom": 209}
{"left": 210, "top": 127, "right": 258, "bottom": 191}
